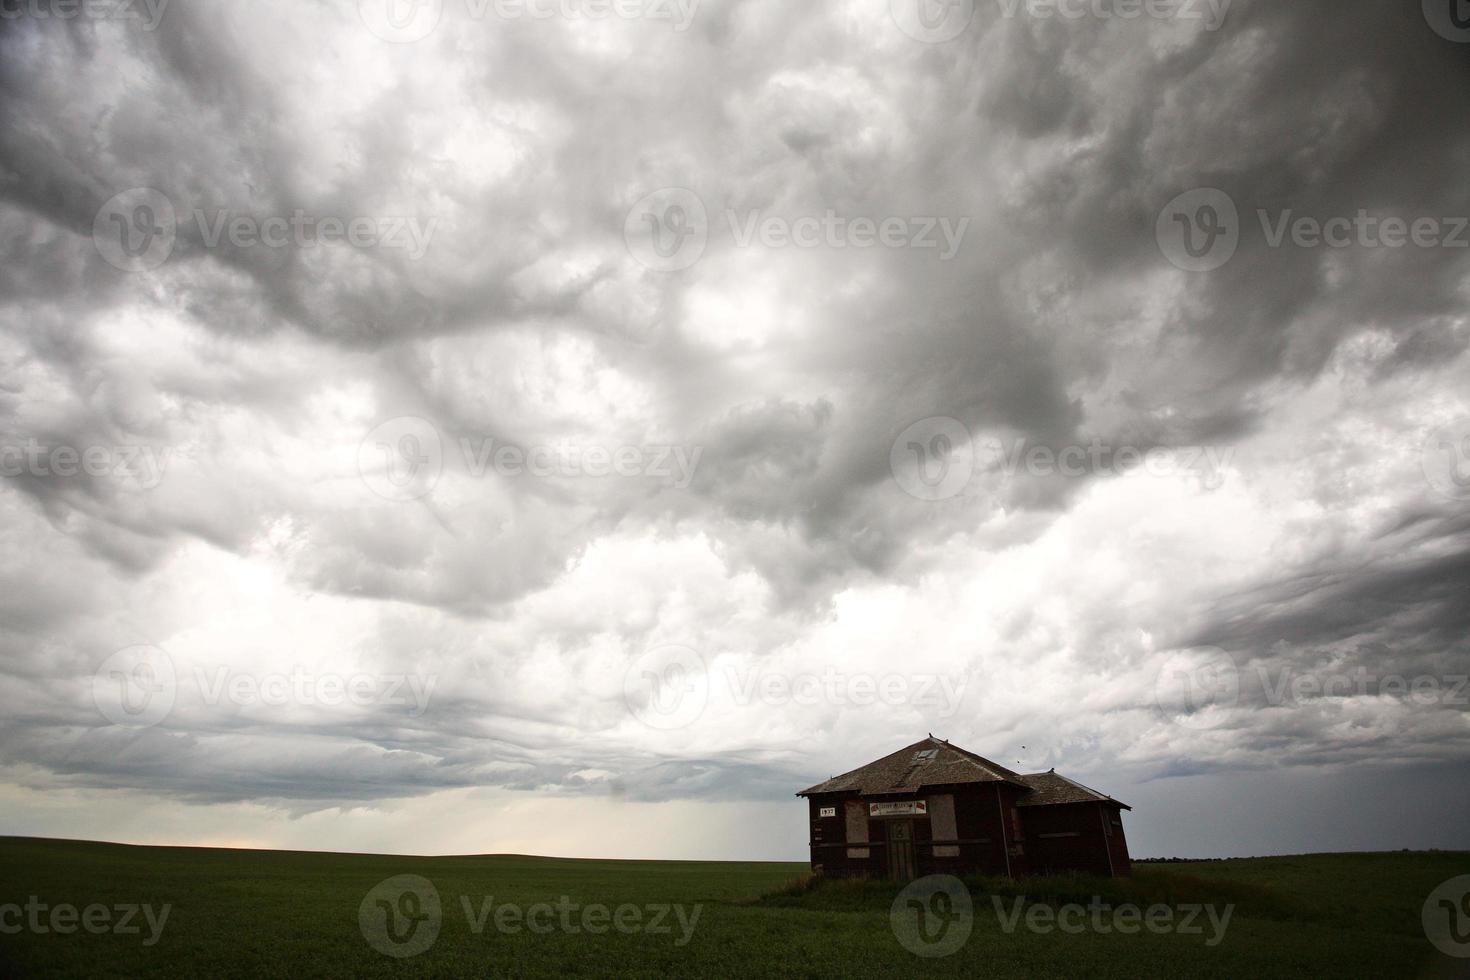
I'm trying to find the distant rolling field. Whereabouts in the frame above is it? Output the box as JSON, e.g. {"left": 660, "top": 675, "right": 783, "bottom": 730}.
{"left": 0, "top": 837, "right": 1465, "bottom": 977}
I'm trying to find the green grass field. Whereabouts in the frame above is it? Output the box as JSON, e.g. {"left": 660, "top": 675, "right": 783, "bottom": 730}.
{"left": 0, "top": 837, "right": 1465, "bottom": 978}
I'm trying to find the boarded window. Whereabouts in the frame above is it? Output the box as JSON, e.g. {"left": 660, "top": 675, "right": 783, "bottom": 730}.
{"left": 845, "top": 800, "right": 869, "bottom": 843}
{"left": 929, "top": 793, "right": 958, "bottom": 839}
{"left": 929, "top": 793, "right": 959, "bottom": 857}
{"left": 846, "top": 848, "right": 870, "bottom": 859}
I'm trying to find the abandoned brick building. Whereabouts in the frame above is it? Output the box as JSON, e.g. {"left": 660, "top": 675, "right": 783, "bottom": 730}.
{"left": 797, "top": 736, "right": 1132, "bottom": 880}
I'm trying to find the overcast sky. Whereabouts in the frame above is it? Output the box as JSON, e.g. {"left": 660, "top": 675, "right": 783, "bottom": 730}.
{"left": 0, "top": 0, "right": 1468, "bottom": 860}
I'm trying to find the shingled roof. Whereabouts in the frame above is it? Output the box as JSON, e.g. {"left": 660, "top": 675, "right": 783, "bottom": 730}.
{"left": 797, "top": 737, "right": 1130, "bottom": 809}
{"left": 1016, "top": 770, "right": 1130, "bottom": 809}
{"left": 796, "top": 736, "right": 1026, "bottom": 796}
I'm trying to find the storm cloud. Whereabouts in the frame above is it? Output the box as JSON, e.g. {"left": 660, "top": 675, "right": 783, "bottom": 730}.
{"left": 0, "top": 0, "right": 1466, "bottom": 857}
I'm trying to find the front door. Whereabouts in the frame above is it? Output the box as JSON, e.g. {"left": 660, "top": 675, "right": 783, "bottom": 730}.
{"left": 887, "top": 820, "right": 916, "bottom": 881}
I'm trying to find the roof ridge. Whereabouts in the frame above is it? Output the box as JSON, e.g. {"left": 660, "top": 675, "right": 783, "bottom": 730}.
{"left": 1049, "top": 771, "right": 1115, "bottom": 803}
{"left": 796, "top": 737, "right": 1037, "bottom": 797}
{"left": 937, "top": 739, "right": 1025, "bottom": 784}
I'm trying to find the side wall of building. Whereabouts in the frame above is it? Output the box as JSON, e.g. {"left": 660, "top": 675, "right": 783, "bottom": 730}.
{"left": 1020, "top": 802, "right": 1131, "bottom": 877}
{"left": 808, "top": 792, "right": 1131, "bottom": 879}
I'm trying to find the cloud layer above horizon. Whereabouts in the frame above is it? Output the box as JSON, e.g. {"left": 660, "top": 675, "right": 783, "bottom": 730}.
{"left": 0, "top": 0, "right": 1467, "bottom": 855}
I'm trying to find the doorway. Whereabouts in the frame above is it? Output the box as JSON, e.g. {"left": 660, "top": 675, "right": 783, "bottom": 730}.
{"left": 887, "top": 820, "right": 917, "bottom": 881}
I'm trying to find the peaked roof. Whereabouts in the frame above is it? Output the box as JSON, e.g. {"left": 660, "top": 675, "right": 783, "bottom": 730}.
{"left": 1016, "top": 770, "right": 1131, "bottom": 810}
{"left": 796, "top": 738, "right": 1130, "bottom": 809}
{"left": 796, "top": 737, "right": 1026, "bottom": 796}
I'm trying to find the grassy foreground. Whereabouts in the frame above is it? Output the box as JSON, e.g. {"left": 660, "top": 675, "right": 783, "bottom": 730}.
{"left": 0, "top": 837, "right": 1465, "bottom": 978}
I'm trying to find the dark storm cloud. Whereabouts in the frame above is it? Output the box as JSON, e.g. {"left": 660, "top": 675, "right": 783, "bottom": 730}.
{"left": 0, "top": 0, "right": 1465, "bottom": 856}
